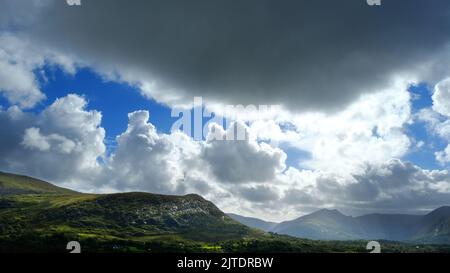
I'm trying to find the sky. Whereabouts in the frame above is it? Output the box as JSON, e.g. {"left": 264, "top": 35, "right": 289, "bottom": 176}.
{"left": 1, "top": 0, "right": 450, "bottom": 221}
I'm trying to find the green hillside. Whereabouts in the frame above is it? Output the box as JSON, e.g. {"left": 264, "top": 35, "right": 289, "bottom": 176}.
{"left": 0, "top": 173, "right": 252, "bottom": 252}
{"left": 1, "top": 172, "right": 450, "bottom": 253}
{"left": 0, "top": 172, "right": 77, "bottom": 195}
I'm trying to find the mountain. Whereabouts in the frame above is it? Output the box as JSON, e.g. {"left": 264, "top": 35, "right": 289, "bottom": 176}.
{"left": 0, "top": 172, "right": 254, "bottom": 252}
{"left": 227, "top": 213, "right": 277, "bottom": 232}
{"left": 232, "top": 207, "right": 450, "bottom": 243}
{"left": 414, "top": 206, "right": 450, "bottom": 244}
{"left": 355, "top": 213, "right": 423, "bottom": 241}
{"left": 1, "top": 171, "right": 450, "bottom": 253}
{"left": 272, "top": 209, "right": 366, "bottom": 240}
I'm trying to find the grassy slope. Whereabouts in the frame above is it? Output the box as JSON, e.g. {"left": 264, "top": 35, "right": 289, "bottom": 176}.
{"left": 1, "top": 172, "right": 450, "bottom": 253}
{"left": 0, "top": 172, "right": 77, "bottom": 195}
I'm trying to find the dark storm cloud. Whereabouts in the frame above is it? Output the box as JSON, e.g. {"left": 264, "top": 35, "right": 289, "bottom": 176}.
{"left": 238, "top": 185, "right": 279, "bottom": 203}
{"left": 10, "top": 0, "right": 450, "bottom": 112}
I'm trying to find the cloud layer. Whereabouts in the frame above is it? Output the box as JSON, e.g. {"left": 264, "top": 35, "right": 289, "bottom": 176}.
{"left": 0, "top": 94, "right": 449, "bottom": 221}
{"left": 3, "top": 0, "right": 450, "bottom": 111}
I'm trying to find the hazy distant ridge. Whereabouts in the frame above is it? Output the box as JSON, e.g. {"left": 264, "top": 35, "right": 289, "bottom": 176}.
{"left": 229, "top": 207, "right": 450, "bottom": 244}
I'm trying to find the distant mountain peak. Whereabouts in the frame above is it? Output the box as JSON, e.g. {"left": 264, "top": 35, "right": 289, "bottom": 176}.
{"left": 308, "top": 208, "right": 346, "bottom": 218}
{"left": 431, "top": 206, "right": 450, "bottom": 212}
{"left": 426, "top": 206, "right": 450, "bottom": 218}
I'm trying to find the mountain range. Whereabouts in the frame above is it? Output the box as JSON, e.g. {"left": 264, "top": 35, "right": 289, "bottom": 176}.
{"left": 228, "top": 207, "right": 450, "bottom": 244}
{"left": 1, "top": 171, "right": 450, "bottom": 253}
